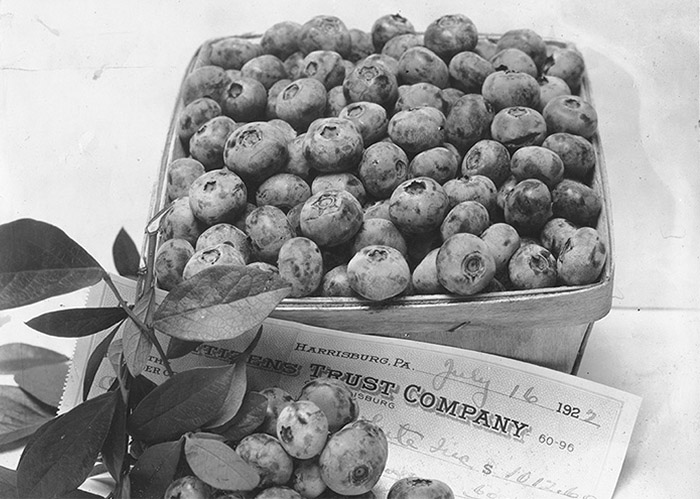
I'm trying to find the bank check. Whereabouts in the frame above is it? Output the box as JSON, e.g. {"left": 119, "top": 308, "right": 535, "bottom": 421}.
{"left": 61, "top": 276, "right": 640, "bottom": 499}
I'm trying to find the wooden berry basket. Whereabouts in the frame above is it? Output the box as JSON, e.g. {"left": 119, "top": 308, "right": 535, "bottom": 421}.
{"left": 148, "top": 34, "right": 614, "bottom": 374}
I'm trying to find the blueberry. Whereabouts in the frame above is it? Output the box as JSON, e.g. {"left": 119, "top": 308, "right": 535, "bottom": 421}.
{"left": 241, "top": 54, "right": 288, "bottom": 91}
{"left": 389, "top": 177, "right": 450, "bottom": 235}
{"left": 188, "top": 169, "right": 248, "bottom": 226}
{"left": 277, "top": 237, "right": 324, "bottom": 297}
{"left": 347, "top": 245, "right": 410, "bottom": 300}
{"left": 245, "top": 205, "right": 296, "bottom": 263}
{"left": 196, "top": 223, "right": 252, "bottom": 261}
{"left": 351, "top": 218, "right": 408, "bottom": 257}
{"left": 557, "top": 227, "right": 607, "bottom": 285}
{"left": 408, "top": 146, "right": 459, "bottom": 185}
{"left": 496, "top": 28, "right": 548, "bottom": 71}
{"left": 510, "top": 145, "right": 565, "bottom": 189}
{"left": 181, "top": 65, "right": 228, "bottom": 106}
{"left": 440, "top": 201, "right": 491, "bottom": 241}
{"left": 302, "top": 50, "right": 346, "bottom": 90}
{"left": 276, "top": 400, "right": 329, "bottom": 459}
{"left": 544, "top": 47, "right": 586, "bottom": 93}
{"left": 255, "top": 173, "right": 312, "bottom": 213}
{"left": 321, "top": 264, "right": 355, "bottom": 297}
{"left": 203, "top": 37, "right": 263, "bottom": 70}
{"left": 508, "top": 243, "right": 558, "bottom": 289}
{"left": 543, "top": 95, "right": 598, "bottom": 139}
{"left": 388, "top": 106, "right": 447, "bottom": 154}
{"left": 319, "top": 419, "right": 388, "bottom": 495}
{"left": 189, "top": 115, "right": 238, "bottom": 171}
{"left": 291, "top": 458, "right": 327, "bottom": 498}
{"left": 537, "top": 75, "right": 572, "bottom": 112}
{"left": 540, "top": 217, "right": 577, "bottom": 257}
{"left": 490, "top": 106, "right": 547, "bottom": 153}
{"left": 448, "top": 51, "right": 495, "bottom": 94}
{"left": 490, "top": 48, "right": 538, "bottom": 77}
{"left": 480, "top": 222, "right": 521, "bottom": 275}
{"left": 302, "top": 117, "right": 364, "bottom": 173}
{"left": 381, "top": 33, "right": 424, "bottom": 60}
{"left": 343, "top": 59, "right": 399, "bottom": 108}
{"left": 177, "top": 97, "right": 222, "bottom": 147}
{"left": 542, "top": 132, "right": 596, "bottom": 180}
{"left": 162, "top": 197, "right": 203, "bottom": 246}
{"left": 388, "top": 477, "right": 455, "bottom": 499}
{"left": 261, "top": 21, "right": 302, "bottom": 60}
{"left": 155, "top": 239, "right": 195, "bottom": 291}
{"left": 397, "top": 46, "right": 449, "bottom": 88}
{"left": 298, "top": 15, "right": 352, "bottom": 58}
{"left": 236, "top": 433, "right": 294, "bottom": 487}
{"left": 298, "top": 377, "right": 359, "bottom": 433}
{"left": 164, "top": 476, "right": 213, "bottom": 499}
{"left": 326, "top": 85, "right": 349, "bottom": 117}
{"left": 338, "top": 101, "right": 388, "bottom": 146}
{"left": 441, "top": 87, "right": 466, "bottom": 115}
{"left": 348, "top": 28, "right": 374, "bottom": 62}
{"left": 436, "top": 233, "right": 496, "bottom": 295}
{"left": 166, "top": 158, "right": 206, "bottom": 202}
{"left": 358, "top": 141, "right": 409, "bottom": 199}
{"left": 312, "top": 172, "right": 367, "bottom": 205}
{"left": 224, "top": 121, "right": 289, "bottom": 183}
{"left": 276, "top": 78, "right": 328, "bottom": 132}
{"left": 504, "top": 178, "right": 553, "bottom": 235}
{"left": 220, "top": 75, "right": 267, "bottom": 122}
{"left": 182, "top": 243, "right": 247, "bottom": 280}
{"left": 299, "top": 189, "right": 364, "bottom": 247}
{"left": 442, "top": 175, "right": 498, "bottom": 217}
{"left": 423, "top": 14, "right": 479, "bottom": 59}
{"left": 482, "top": 70, "right": 540, "bottom": 112}
{"left": 461, "top": 139, "right": 511, "bottom": 186}
{"left": 412, "top": 248, "right": 447, "bottom": 294}
{"left": 445, "top": 94, "right": 494, "bottom": 153}
{"left": 551, "top": 179, "right": 602, "bottom": 226}
{"left": 371, "top": 13, "right": 416, "bottom": 51}
{"left": 394, "top": 82, "right": 446, "bottom": 113}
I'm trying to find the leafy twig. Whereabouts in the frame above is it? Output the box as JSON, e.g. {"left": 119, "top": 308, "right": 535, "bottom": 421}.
{"left": 101, "top": 271, "right": 174, "bottom": 376}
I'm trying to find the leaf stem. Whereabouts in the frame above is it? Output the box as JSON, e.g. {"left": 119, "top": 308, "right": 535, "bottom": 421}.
{"left": 102, "top": 271, "right": 174, "bottom": 377}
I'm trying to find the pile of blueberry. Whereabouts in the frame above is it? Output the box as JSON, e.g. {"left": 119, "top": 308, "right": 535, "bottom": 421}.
{"left": 155, "top": 13, "right": 608, "bottom": 301}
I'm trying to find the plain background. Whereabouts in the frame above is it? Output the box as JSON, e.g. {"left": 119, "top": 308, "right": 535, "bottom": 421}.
{"left": 0, "top": 1, "right": 698, "bottom": 497}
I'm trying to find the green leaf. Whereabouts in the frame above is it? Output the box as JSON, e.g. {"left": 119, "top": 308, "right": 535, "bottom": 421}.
{"left": 101, "top": 394, "right": 127, "bottom": 482}
{"left": 210, "top": 391, "right": 268, "bottom": 443}
{"left": 0, "top": 343, "right": 68, "bottom": 374}
{"left": 153, "top": 266, "right": 291, "bottom": 342}
{"left": 112, "top": 228, "right": 140, "bottom": 278}
{"left": 60, "top": 489, "right": 105, "bottom": 498}
{"left": 14, "top": 361, "right": 69, "bottom": 408}
{"left": 0, "top": 465, "right": 17, "bottom": 498}
{"left": 83, "top": 322, "right": 122, "bottom": 402}
{"left": 166, "top": 337, "right": 201, "bottom": 360}
{"left": 127, "top": 375, "right": 157, "bottom": 413}
{"left": 184, "top": 434, "right": 259, "bottom": 491}
{"left": 129, "top": 439, "right": 182, "bottom": 499}
{"left": 0, "top": 386, "right": 55, "bottom": 448}
{"left": 203, "top": 361, "right": 247, "bottom": 429}
{"left": 26, "top": 307, "right": 127, "bottom": 338}
{"left": 16, "top": 391, "right": 119, "bottom": 499}
{"left": 0, "top": 219, "right": 104, "bottom": 310}
{"left": 127, "top": 364, "right": 239, "bottom": 444}
{"left": 122, "top": 289, "right": 155, "bottom": 377}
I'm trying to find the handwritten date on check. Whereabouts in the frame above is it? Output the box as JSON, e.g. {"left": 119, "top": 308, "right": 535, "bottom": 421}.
{"left": 62, "top": 276, "right": 641, "bottom": 499}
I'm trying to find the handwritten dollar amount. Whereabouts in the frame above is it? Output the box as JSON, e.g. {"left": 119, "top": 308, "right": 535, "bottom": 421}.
{"left": 477, "top": 465, "right": 598, "bottom": 499}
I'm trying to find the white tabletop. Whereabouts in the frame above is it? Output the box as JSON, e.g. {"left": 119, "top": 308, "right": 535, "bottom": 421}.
{"left": 1, "top": 1, "right": 698, "bottom": 497}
